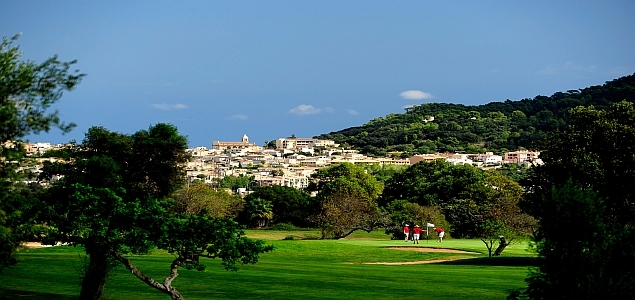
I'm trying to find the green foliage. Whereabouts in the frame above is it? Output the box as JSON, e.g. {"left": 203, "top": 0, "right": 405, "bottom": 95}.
{"left": 0, "top": 34, "right": 84, "bottom": 143}
{"left": 383, "top": 160, "right": 530, "bottom": 239}
{"left": 496, "top": 164, "right": 530, "bottom": 182}
{"left": 308, "top": 163, "right": 386, "bottom": 239}
{"left": 0, "top": 34, "right": 83, "bottom": 270}
{"left": 156, "top": 215, "right": 273, "bottom": 272}
{"left": 0, "top": 183, "right": 44, "bottom": 268}
{"left": 40, "top": 124, "right": 271, "bottom": 299}
{"left": 478, "top": 220, "right": 513, "bottom": 257}
{"left": 218, "top": 174, "right": 254, "bottom": 191}
{"left": 308, "top": 162, "right": 383, "bottom": 201}
{"left": 270, "top": 169, "right": 284, "bottom": 176}
{"left": 171, "top": 182, "right": 244, "bottom": 218}
{"left": 244, "top": 198, "right": 273, "bottom": 228}
{"left": 36, "top": 148, "right": 75, "bottom": 160}
{"left": 517, "top": 102, "right": 635, "bottom": 299}
{"left": 524, "top": 101, "right": 635, "bottom": 224}
{"left": 521, "top": 183, "right": 634, "bottom": 299}
{"left": 270, "top": 223, "right": 301, "bottom": 231}
{"left": 243, "top": 185, "right": 313, "bottom": 227}
{"left": 363, "top": 163, "right": 406, "bottom": 184}
{"left": 317, "top": 73, "right": 635, "bottom": 155}
{"left": 384, "top": 200, "right": 450, "bottom": 239}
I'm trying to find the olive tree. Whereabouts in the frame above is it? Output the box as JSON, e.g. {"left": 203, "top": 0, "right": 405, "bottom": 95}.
{"left": 41, "top": 124, "right": 271, "bottom": 300}
{"left": 0, "top": 34, "right": 84, "bottom": 269}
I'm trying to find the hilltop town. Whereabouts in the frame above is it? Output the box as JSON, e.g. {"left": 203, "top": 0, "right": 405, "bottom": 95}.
{"left": 21, "top": 134, "right": 541, "bottom": 192}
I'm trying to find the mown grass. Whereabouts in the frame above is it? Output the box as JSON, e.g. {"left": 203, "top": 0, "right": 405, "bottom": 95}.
{"left": 0, "top": 230, "right": 536, "bottom": 300}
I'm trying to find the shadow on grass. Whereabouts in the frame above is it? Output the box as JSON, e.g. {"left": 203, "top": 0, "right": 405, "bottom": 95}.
{"left": 437, "top": 256, "right": 539, "bottom": 267}
{"left": 0, "top": 288, "right": 76, "bottom": 299}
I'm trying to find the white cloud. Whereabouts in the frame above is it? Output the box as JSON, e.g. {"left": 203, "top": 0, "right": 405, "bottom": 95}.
{"left": 289, "top": 104, "right": 322, "bottom": 116}
{"left": 346, "top": 109, "right": 359, "bottom": 115}
{"left": 403, "top": 104, "right": 417, "bottom": 109}
{"left": 324, "top": 107, "right": 335, "bottom": 113}
{"left": 151, "top": 103, "right": 189, "bottom": 110}
{"left": 227, "top": 114, "right": 248, "bottom": 120}
{"left": 399, "top": 90, "right": 434, "bottom": 100}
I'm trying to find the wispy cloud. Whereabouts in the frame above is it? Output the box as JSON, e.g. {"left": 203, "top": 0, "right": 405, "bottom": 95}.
{"left": 324, "top": 107, "right": 335, "bottom": 113}
{"left": 346, "top": 109, "right": 359, "bottom": 115}
{"left": 399, "top": 90, "right": 434, "bottom": 100}
{"left": 151, "top": 103, "right": 188, "bottom": 110}
{"left": 536, "top": 65, "right": 557, "bottom": 75}
{"left": 537, "top": 62, "right": 597, "bottom": 75}
{"left": 289, "top": 104, "right": 322, "bottom": 116}
{"left": 564, "top": 62, "right": 596, "bottom": 72}
{"left": 227, "top": 114, "right": 248, "bottom": 120}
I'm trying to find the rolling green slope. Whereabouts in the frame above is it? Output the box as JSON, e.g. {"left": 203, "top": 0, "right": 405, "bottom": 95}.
{"left": 318, "top": 73, "right": 635, "bottom": 156}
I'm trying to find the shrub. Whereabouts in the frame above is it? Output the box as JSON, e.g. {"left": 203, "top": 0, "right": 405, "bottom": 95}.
{"left": 269, "top": 223, "right": 299, "bottom": 231}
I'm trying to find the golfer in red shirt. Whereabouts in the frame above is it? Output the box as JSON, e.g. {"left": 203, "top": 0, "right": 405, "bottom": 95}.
{"left": 434, "top": 227, "right": 445, "bottom": 242}
{"left": 403, "top": 224, "right": 410, "bottom": 242}
{"left": 412, "top": 225, "right": 422, "bottom": 244}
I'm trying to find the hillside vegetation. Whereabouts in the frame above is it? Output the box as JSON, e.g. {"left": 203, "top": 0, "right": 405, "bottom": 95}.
{"left": 318, "top": 73, "right": 635, "bottom": 156}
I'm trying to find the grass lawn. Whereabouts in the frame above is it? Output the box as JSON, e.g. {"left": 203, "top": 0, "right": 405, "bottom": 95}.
{"left": 0, "top": 230, "right": 536, "bottom": 300}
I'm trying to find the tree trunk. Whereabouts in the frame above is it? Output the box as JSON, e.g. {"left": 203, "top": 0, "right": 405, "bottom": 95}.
{"left": 493, "top": 236, "right": 513, "bottom": 256}
{"left": 79, "top": 250, "right": 110, "bottom": 300}
{"left": 481, "top": 238, "right": 494, "bottom": 257}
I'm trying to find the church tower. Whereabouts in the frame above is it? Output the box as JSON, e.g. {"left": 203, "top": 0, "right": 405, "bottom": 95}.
{"left": 242, "top": 134, "right": 249, "bottom": 143}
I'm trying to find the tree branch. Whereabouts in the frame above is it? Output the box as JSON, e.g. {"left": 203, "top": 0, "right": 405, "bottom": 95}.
{"left": 108, "top": 249, "right": 184, "bottom": 300}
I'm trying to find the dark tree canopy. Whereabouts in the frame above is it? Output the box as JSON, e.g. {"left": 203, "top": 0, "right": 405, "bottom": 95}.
{"left": 517, "top": 101, "right": 635, "bottom": 299}
{"left": 523, "top": 101, "right": 635, "bottom": 224}
{"left": 244, "top": 185, "right": 314, "bottom": 227}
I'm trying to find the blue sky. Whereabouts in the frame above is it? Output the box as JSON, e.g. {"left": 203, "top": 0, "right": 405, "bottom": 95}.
{"left": 3, "top": 1, "right": 635, "bottom": 147}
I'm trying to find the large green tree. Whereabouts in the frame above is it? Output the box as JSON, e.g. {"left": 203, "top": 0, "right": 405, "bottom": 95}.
{"left": 171, "top": 181, "right": 244, "bottom": 218}
{"left": 382, "top": 160, "right": 487, "bottom": 237}
{"left": 517, "top": 101, "right": 635, "bottom": 299}
{"left": 476, "top": 173, "right": 535, "bottom": 256}
{"left": 0, "top": 34, "right": 84, "bottom": 269}
{"left": 243, "top": 185, "right": 313, "bottom": 227}
{"left": 41, "top": 124, "right": 271, "bottom": 300}
{"left": 383, "top": 160, "right": 531, "bottom": 239}
{"left": 307, "top": 163, "right": 386, "bottom": 239}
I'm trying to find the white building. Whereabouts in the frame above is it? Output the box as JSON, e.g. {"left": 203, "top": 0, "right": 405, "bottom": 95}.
{"left": 446, "top": 154, "right": 473, "bottom": 165}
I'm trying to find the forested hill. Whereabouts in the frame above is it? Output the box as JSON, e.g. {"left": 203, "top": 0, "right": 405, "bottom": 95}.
{"left": 317, "top": 73, "right": 635, "bottom": 157}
